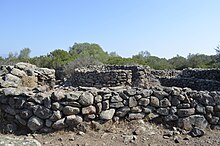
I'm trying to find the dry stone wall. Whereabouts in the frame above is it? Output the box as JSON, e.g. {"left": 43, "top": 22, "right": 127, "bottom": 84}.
{"left": 159, "top": 68, "right": 220, "bottom": 91}
{"left": 1, "top": 63, "right": 220, "bottom": 134}
{"left": 71, "top": 65, "right": 160, "bottom": 88}
{"left": 0, "top": 62, "right": 55, "bottom": 89}
{"left": 1, "top": 85, "right": 220, "bottom": 133}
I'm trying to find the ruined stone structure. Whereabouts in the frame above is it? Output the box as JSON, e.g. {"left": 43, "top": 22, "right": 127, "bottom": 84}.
{"left": 1, "top": 63, "right": 220, "bottom": 134}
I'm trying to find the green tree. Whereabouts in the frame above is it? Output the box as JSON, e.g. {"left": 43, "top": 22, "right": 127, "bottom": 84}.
{"left": 48, "top": 49, "right": 73, "bottom": 68}
{"left": 18, "top": 48, "right": 31, "bottom": 61}
{"left": 132, "top": 50, "right": 151, "bottom": 60}
{"left": 69, "top": 43, "right": 108, "bottom": 62}
{"left": 168, "top": 55, "right": 187, "bottom": 69}
{"left": 187, "top": 53, "right": 212, "bottom": 68}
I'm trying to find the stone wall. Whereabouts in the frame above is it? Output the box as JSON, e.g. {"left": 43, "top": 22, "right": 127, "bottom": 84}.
{"left": 1, "top": 85, "right": 220, "bottom": 133}
{"left": 0, "top": 62, "right": 56, "bottom": 89}
{"left": 71, "top": 65, "right": 160, "bottom": 88}
{"left": 159, "top": 68, "right": 220, "bottom": 91}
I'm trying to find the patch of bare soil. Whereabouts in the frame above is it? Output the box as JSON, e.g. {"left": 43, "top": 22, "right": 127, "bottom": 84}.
{"left": 1, "top": 120, "right": 220, "bottom": 146}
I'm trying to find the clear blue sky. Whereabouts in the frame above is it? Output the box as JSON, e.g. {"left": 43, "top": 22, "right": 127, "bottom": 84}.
{"left": 0, "top": 0, "right": 220, "bottom": 58}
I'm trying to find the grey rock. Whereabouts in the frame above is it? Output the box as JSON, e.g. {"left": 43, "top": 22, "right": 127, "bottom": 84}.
{"left": 138, "top": 98, "right": 150, "bottom": 106}
{"left": 0, "top": 135, "right": 41, "bottom": 146}
{"left": 133, "top": 126, "right": 146, "bottom": 135}
{"left": 170, "top": 106, "right": 177, "bottom": 114}
{"left": 96, "top": 102, "right": 102, "bottom": 113}
{"left": 43, "top": 96, "right": 51, "bottom": 109}
{"left": 2, "top": 105, "right": 16, "bottom": 115}
{"left": 142, "top": 89, "right": 153, "bottom": 97}
{"left": 15, "top": 62, "right": 37, "bottom": 70}
{"left": 5, "top": 73, "right": 21, "bottom": 85}
{"left": 28, "top": 116, "right": 44, "bottom": 131}
{"left": 142, "top": 106, "right": 156, "bottom": 114}
{"left": 119, "top": 92, "right": 129, "bottom": 100}
{"left": 116, "top": 107, "right": 130, "bottom": 117}
{"left": 82, "top": 105, "right": 96, "bottom": 115}
{"left": 200, "top": 93, "right": 215, "bottom": 106}
{"left": 128, "top": 112, "right": 145, "bottom": 120}
{"left": 46, "top": 119, "right": 53, "bottom": 127}
{"left": 153, "top": 90, "right": 168, "bottom": 99}
{"left": 78, "top": 92, "right": 94, "bottom": 106}
{"left": 3, "top": 88, "right": 22, "bottom": 96}
{"left": 111, "top": 95, "right": 123, "bottom": 102}
{"left": 65, "top": 91, "right": 81, "bottom": 101}
{"left": 190, "top": 127, "right": 205, "bottom": 137}
{"left": 178, "top": 115, "right": 208, "bottom": 130}
{"left": 195, "top": 104, "right": 206, "bottom": 114}
{"left": 49, "top": 110, "right": 62, "bottom": 121}
{"left": 60, "top": 101, "right": 81, "bottom": 107}
{"left": 171, "top": 96, "right": 181, "bottom": 106}
{"left": 62, "top": 106, "right": 80, "bottom": 115}
{"left": 177, "top": 103, "right": 191, "bottom": 109}
{"left": 51, "top": 90, "right": 65, "bottom": 101}
{"left": 206, "top": 106, "right": 214, "bottom": 114}
{"left": 150, "top": 96, "right": 160, "bottom": 107}
{"left": 214, "top": 105, "right": 220, "bottom": 112}
{"left": 164, "top": 114, "right": 178, "bottom": 121}
{"left": 100, "top": 109, "right": 115, "bottom": 120}
{"left": 157, "top": 108, "right": 169, "bottom": 116}
{"left": 131, "top": 106, "right": 142, "bottom": 112}
{"left": 52, "top": 102, "right": 63, "bottom": 110}
{"left": 94, "top": 95, "right": 102, "bottom": 103}
{"left": 65, "top": 115, "right": 83, "bottom": 127}
{"left": 52, "top": 118, "right": 66, "bottom": 130}
{"left": 160, "top": 98, "right": 171, "bottom": 107}
{"left": 11, "top": 68, "right": 27, "bottom": 77}
{"left": 177, "top": 108, "right": 195, "bottom": 117}
{"left": 129, "top": 96, "right": 138, "bottom": 107}
{"left": 124, "top": 88, "right": 136, "bottom": 96}
{"left": 110, "top": 102, "right": 124, "bottom": 108}
{"left": 33, "top": 105, "right": 52, "bottom": 119}
{"left": 15, "top": 115, "right": 27, "bottom": 126}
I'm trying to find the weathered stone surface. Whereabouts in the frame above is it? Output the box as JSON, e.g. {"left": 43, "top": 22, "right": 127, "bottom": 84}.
{"left": 94, "top": 95, "right": 102, "bottom": 103}
{"left": 128, "top": 112, "right": 145, "bottom": 120}
{"left": 2, "top": 105, "right": 16, "bottom": 115}
{"left": 5, "top": 73, "right": 21, "bottom": 85}
{"left": 3, "top": 88, "right": 22, "bottom": 96}
{"left": 78, "top": 92, "right": 94, "bottom": 106}
{"left": 15, "top": 115, "right": 27, "bottom": 126}
{"left": 65, "top": 91, "right": 81, "bottom": 101}
{"left": 33, "top": 105, "right": 52, "bottom": 119}
{"left": 131, "top": 106, "right": 142, "bottom": 112}
{"left": 65, "top": 115, "right": 83, "bottom": 127}
{"left": 110, "top": 102, "right": 124, "bottom": 108}
{"left": 116, "top": 107, "right": 130, "bottom": 117}
{"left": 49, "top": 110, "right": 62, "bottom": 121}
{"left": 82, "top": 105, "right": 96, "bottom": 115}
{"left": 129, "top": 96, "right": 138, "bottom": 107}
{"left": 96, "top": 102, "right": 102, "bottom": 113}
{"left": 62, "top": 106, "right": 80, "bottom": 115}
{"left": 43, "top": 96, "right": 51, "bottom": 109}
{"left": 138, "top": 98, "right": 150, "bottom": 106}
{"left": 150, "top": 96, "right": 160, "bottom": 107}
{"left": 178, "top": 115, "right": 208, "bottom": 130}
{"left": 51, "top": 102, "right": 63, "bottom": 110}
{"left": 52, "top": 118, "right": 66, "bottom": 130}
{"left": 157, "top": 108, "right": 169, "bottom": 116}
{"left": 28, "top": 116, "right": 44, "bottom": 131}
{"left": 11, "top": 68, "right": 27, "bottom": 77}
{"left": 51, "top": 90, "right": 65, "bottom": 101}
{"left": 190, "top": 127, "right": 205, "bottom": 137}
{"left": 111, "top": 95, "right": 123, "bottom": 102}
{"left": 142, "top": 106, "right": 156, "bottom": 114}
{"left": 100, "top": 109, "right": 115, "bottom": 120}
{"left": 124, "top": 88, "right": 136, "bottom": 96}
{"left": 153, "top": 90, "right": 169, "bottom": 99}
{"left": 177, "top": 108, "right": 195, "bottom": 117}
{"left": 160, "top": 98, "right": 171, "bottom": 107}
{"left": 164, "top": 114, "right": 178, "bottom": 121}
{"left": 142, "top": 89, "right": 153, "bottom": 97}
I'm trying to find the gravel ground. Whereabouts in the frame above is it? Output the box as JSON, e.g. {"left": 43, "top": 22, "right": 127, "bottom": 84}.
{"left": 1, "top": 120, "right": 220, "bottom": 146}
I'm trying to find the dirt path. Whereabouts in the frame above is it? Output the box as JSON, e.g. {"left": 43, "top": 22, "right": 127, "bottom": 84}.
{"left": 1, "top": 120, "right": 220, "bottom": 146}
